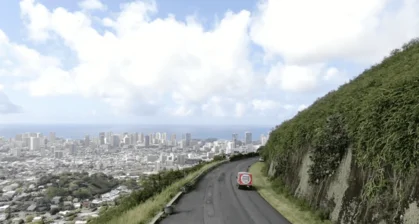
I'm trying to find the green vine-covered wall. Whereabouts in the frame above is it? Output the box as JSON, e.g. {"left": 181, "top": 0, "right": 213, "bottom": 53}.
{"left": 262, "top": 38, "right": 419, "bottom": 224}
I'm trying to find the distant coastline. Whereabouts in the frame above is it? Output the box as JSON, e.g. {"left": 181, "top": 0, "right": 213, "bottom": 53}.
{"left": 0, "top": 124, "right": 273, "bottom": 140}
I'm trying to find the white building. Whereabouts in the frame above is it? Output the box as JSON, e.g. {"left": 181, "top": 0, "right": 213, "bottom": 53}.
{"left": 30, "top": 137, "right": 40, "bottom": 150}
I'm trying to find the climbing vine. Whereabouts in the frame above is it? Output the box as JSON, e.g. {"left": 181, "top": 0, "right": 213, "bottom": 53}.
{"left": 308, "top": 114, "right": 350, "bottom": 184}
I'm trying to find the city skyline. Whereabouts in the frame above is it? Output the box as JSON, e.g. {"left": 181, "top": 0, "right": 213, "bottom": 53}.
{"left": 0, "top": 123, "right": 272, "bottom": 140}
{"left": 6, "top": 129, "right": 264, "bottom": 144}
{"left": 0, "top": 124, "right": 265, "bottom": 222}
{"left": 1, "top": 0, "right": 417, "bottom": 124}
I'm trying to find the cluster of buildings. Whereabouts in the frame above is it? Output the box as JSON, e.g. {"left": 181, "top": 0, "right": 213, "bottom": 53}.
{"left": 0, "top": 129, "right": 269, "bottom": 223}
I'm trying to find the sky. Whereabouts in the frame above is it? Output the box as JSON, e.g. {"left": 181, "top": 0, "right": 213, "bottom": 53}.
{"left": 0, "top": 0, "right": 418, "bottom": 125}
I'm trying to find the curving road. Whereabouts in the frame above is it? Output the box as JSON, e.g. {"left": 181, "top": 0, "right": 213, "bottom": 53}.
{"left": 160, "top": 158, "right": 291, "bottom": 224}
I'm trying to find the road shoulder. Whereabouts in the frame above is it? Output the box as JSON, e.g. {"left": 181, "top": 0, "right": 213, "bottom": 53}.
{"left": 249, "top": 162, "right": 332, "bottom": 224}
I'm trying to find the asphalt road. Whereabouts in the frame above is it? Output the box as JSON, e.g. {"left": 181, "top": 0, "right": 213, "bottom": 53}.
{"left": 160, "top": 158, "right": 291, "bottom": 224}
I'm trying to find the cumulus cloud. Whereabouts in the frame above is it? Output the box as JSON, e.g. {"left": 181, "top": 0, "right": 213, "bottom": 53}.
{"left": 18, "top": 0, "right": 260, "bottom": 116}
{"left": 2, "top": 0, "right": 418, "bottom": 120}
{"left": 265, "top": 63, "right": 324, "bottom": 92}
{"left": 0, "top": 30, "right": 61, "bottom": 77}
{"left": 78, "top": 0, "right": 106, "bottom": 11}
{"left": 250, "top": 0, "right": 419, "bottom": 65}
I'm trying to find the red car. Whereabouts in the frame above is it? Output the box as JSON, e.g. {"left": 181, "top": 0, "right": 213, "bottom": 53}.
{"left": 236, "top": 172, "right": 253, "bottom": 189}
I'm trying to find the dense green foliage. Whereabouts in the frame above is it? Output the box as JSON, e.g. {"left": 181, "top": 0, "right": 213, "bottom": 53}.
{"left": 213, "top": 154, "right": 226, "bottom": 161}
{"left": 88, "top": 161, "right": 215, "bottom": 224}
{"left": 257, "top": 146, "right": 265, "bottom": 152}
{"left": 119, "top": 178, "right": 140, "bottom": 190}
{"left": 229, "top": 152, "right": 259, "bottom": 161}
{"left": 263, "top": 38, "right": 419, "bottom": 200}
{"left": 38, "top": 172, "right": 119, "bottom": 199}
{"left": 308, "top": 114, "right": 350, "bottom": 184}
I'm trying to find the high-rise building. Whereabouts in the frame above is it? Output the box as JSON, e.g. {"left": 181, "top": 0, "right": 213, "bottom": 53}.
{"left": 123, "top": 135, "right": 130, "bottom": 144}
{"left": 130, "top": 133, "right": 138, "bottom": 145}
{"left": 112, "top": 135, "right": 120, "bottom": 147}
{"left": 22, "top": 137, "right": 29, "bottom": 147}
{"left": 84, "top": 135, "right": 90, "bottom": 147}
{"left": 185, "top": 133, "right": 191, "bottom": 147}
{"left": 145, "top": 135, "right": 150, "bottom": 147}
{"left": 171, "top": 134, "right": 177, "bottom": 146}
{"left": 139, "top": 133, "right": 144, "bottom": 143}
{"left": 49, "top": 132, "right": 56, "bottom": 143}
{"left": 232, "top": 133, "right": 238, "bottom": 148}
{"left": 106, "top": 132, "right": 113, "bottom": 145}
{"left": 245, "top": 132, "right": 252, "bottom": 145}
{"left": 30, "top": 137, "right": 40, "bottom": 150}
{"left": 99, "top": 132, "right": 105, "bottom": 145}
{"left": 70, "top": 143, "right": 77, "bottom": 156}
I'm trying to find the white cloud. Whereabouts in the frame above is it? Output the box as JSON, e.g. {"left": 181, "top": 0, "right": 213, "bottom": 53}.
{"left": 265, "top": 63, "right": 324, "bottom": 92}
{"left": 323, "top": 67, "right": 350, "bottom": 84}
{"left": 78, "top": 0, "right": 106, "bottom": 11}
{"left": 0, "top": 29, "right": 61, "bottom": 77}
{"left": 201, "top": 97, "right": 227, "bottom": 117}
{"left": 18, "top": 0, "right": 258, "bottom": 116}
{"left": 0, "top": 90, "right": 22, "bottom": 114}
{"left": 234, "top": 103, "right": 247, "bottom": 117}
{"left": 18, "top": 67, "right": 75, "bottom": 96}
{"left": 170, "top": 104, "right": 194, "bottom": 117}
{"left": 3, "top": 0, "right": 419, "bottom": 121}
{"left": 250, "top": 0, "right": 419, "bottom": 65}
{"left": 297, "top": 104, "right": 308, "bottom": 112}
{"left": 323, "top": 67, "right": 339, "bottom": 81}
{"left": 252, "top": 99, "right": 279, "bottom": 111}
{"left": 19, "top": 0, "right": 51, "bottom": 42}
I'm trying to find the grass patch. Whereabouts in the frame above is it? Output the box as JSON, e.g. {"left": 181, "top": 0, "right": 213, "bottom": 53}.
{"left": 106, "top": 160, "right": 226, "bottom": 224}
{"left": 250, "top": 162, "right": 332, "bottom": 224}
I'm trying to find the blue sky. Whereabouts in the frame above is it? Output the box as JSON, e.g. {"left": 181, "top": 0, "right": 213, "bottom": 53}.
{"left": 0, "top": 0, "right": 418, "bottom": 125}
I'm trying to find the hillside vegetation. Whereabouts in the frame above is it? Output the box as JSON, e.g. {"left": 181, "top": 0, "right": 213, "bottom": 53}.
{"left": 262, "top": 38, "right": 419, "bottom": 224}
{"left": 38, "top": 172, "right": 119, "bottom": 199}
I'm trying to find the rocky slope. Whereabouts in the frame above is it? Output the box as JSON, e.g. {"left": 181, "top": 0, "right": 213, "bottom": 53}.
{"left": 262, "top": 38, "right": 419, "bottom": 224}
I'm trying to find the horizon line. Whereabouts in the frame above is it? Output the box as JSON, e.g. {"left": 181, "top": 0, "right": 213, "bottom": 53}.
{"left": 0, "top": 123, "right": 275, "bottom": 127}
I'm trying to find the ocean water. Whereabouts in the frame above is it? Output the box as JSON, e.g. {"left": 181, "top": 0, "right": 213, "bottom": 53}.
{"left": 0, "top": 124, "right": 274, "bottom": 141}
